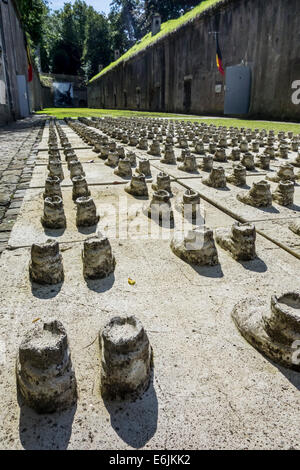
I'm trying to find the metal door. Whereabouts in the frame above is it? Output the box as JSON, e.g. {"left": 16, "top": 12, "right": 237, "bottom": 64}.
{"left": 224, "top": 65, "right": 251, "bottom": 115}
{"left": 17, "top": 75, "right": 29, "bottom": 117}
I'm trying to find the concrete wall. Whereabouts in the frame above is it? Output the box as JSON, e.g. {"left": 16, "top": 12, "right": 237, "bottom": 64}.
{"left": 88, "top": 0, "right": 300, "bottom": 121}
{"left": 41, "top": 73, "right": 88, "bottom": 108}
{"left": 0, "top": 5, "right": 12, "bottom": 124}
{"left": 41, "top": 85, "right": 54, "bottom": 108}
{"left": 0, "top": 0, "right": 44, "bottom": 124}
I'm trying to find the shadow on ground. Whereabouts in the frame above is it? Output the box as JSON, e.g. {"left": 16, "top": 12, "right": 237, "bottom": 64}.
{"left": 85, "top": 272, "right": 115, "bottom": 293}
{"left": 190, "top": 262, "right": 224, "bottom": 278}
{"left": 44, "top": 227, "right": 66, "bottom": 238}
{"left": 18, "top": 399, "right": 77, "bottom": 450}
{"left": 31, "top": 281, "right": 63, "bottom": 299}
{"left": 77, "top": 224, "right": 98, "bottom": 236}
{"left": 104, "top": 374, "right": 158, "bottom": 448}
{"left": 276, "top": 364, "right": 300, "bottom": 392}
{"left": 238, "top": 255, "right": 268, "bottom": 273}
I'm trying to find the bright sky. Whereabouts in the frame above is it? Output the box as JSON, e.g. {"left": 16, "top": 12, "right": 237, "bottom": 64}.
{"left": 49, "top": 0, "right": 112, "bottom": 14}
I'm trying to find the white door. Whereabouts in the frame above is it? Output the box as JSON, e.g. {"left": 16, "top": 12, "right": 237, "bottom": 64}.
{"left": 17, "top": 75, "right": 30, "bottom": 117}
{"left": 224, "top": 65, "right": 251, "bottom": 115}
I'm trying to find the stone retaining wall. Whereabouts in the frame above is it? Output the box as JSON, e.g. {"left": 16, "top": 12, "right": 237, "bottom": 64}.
{"left": 88, "top": 0, "right": 300, "bottom": 120}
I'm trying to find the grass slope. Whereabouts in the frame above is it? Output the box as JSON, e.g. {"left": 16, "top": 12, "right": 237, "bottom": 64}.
{"left": 36, "top": 108, "right": 300, "bottom": 134}
{"left": 89, "top": 0, "right": 224, "bottom": 83}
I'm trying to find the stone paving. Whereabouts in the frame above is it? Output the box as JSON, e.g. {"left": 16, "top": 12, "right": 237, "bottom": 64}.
{"left": 0, "top": 116, "right": 45, "bottom": 253}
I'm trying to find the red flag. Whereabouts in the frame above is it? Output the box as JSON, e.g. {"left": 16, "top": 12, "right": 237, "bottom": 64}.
{"left": 27, "top": 45, "right": 33, "bottom": 82}
{"left": 216, "top": 36, "right": 225, "bottom": 76}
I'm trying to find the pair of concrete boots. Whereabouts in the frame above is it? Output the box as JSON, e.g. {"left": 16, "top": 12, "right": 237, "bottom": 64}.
{"left": 17, "top": 315, "right": 152, "bottom": 414}
{"left": 171, "top": 221, "right": 257, "bottom": 267}
{"left": 29, "top": 235, "right": 115, "bottom": 285}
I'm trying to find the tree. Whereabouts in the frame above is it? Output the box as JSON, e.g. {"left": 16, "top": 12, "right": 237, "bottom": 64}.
{"left": 51, "top": 1, "right": 88, "bottom": 75}
{"left": 82, "top": 7, "right": 112, "bottom": 79}
{"left": 144, "top": 0, "right": 202, "bottom": 24}
{"left": 16, "top": 0, "right": 48, "bottom": 46}
{"left": 108, "top": 0, "right": 145, "bottom": 53}
{"left": 40, "top": 10, "right": 63, "bottom": 72}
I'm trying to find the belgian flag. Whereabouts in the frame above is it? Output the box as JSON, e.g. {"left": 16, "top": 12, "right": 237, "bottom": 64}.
{"left": 216, "top": 36, "right": 225, "bottom": 76}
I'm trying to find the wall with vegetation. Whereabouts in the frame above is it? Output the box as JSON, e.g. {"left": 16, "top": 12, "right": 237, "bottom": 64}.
{"left": 88, "top": 0, "right": 300, "bottom": 121}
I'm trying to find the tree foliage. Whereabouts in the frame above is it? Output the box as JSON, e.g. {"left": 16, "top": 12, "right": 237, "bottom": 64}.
{"left": 16, "top": 0, "right": 48, "bottom": 45}
{"left": 82, "top": 7, "right": 111, "bottom": 79}
{"left": 39, "top": 0, "right": 112, "bottom": 77}
{"left": 144, "top": 0, "right": 202, "bottom": 26}
{"left": 108, "top": 0, "right": 145, "bottom": 52}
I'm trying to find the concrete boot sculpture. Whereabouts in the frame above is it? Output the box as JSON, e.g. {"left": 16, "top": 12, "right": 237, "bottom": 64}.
{"left": 145, "top": 189, "right": 173, "bottom": 224}
{"left": 43, "top": 176, "right": 62, "bottom": 199}
{"left": 201, "top": 154, "right": 213, "bottom": 172}
{"left": 226, "top": 164, "right": 247, "bottom": 186}
{"left": 177, "top": 154, "right": 198, "bottom": 172}
{"left": 99, "top": 315, "right": 152, "bottom": 400}
{"left": 127, "top": 151, "right": 137, "bottom": 167}
{"left": 267, "top": 163, "right": 295, "bottom": 183}
{"left": 105, "top": 152, "right": 119, "bottom": 168}
{"left": 170, "top": 226, "right": 219, "bottom": 266}
{"left": 29, "top": 239, "right": 64, "bottom": 285}
{"left": 137, "top": 158, "right": 152, "bottom": 177}
{"left": 41, "top": 196, "right": 66, "bottom": 229}
{"left": 241, "top": 152, "right": 255, "bottom": 171}
{"left": 203, "top": 167, "right": 227, "bottom": 188}
{"left": 151, "top": 172, "right": 172, "bottom": 195}
{"left": 48, "top": 160, "right": 64, "bottom": 181}
{"left": 69, "top": 160, "right": 85, "bottom": 179}
{"left": 256, "top": 154, "right": 270, "bottom": 170}
{"left": 72, "top": 176, "right": 90, "bottom": 201}
{"left": 229, "top": 148, "right": 241, "bottom": 161}
{"left": 16, "top": 320, "right": 77, "bottom": 413}
{"left": 114, "top": 158, "right": 132, "bottom": 178}
{"left": 272, "top": 180, "right": 294, "bottom": 206}
{"left": 125, "top": 173, "right": 148, "bottom": 197}
{"left": 216, "top": 222, "right": 256, "bottom": 260}
{"left": 161, "top": 144, "right": 176, "bottom": 164}
{"left": 148, "top": 140, "right": 161, "bottom": 156}
{"left": 232, "top": 292, "right": 300, "bottom": 371}
{"left": 82, "top": 234, "right": 115, "bottom": 279}
{"left": 179, "top": 189, "right": 201, "bottom": 220}
{"left": 214, "top": 148, "right": 227, "bottom": 162}
{"left": 76, "top": 196, "right": 100, "bottom": 227}
{"left": 237, "top": 180, "right": 272, "bottom": 207}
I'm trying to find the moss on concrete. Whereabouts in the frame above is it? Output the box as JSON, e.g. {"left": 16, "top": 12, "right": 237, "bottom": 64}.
{"left": 40, "top": 75, "right": 54, "bottom": 88}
